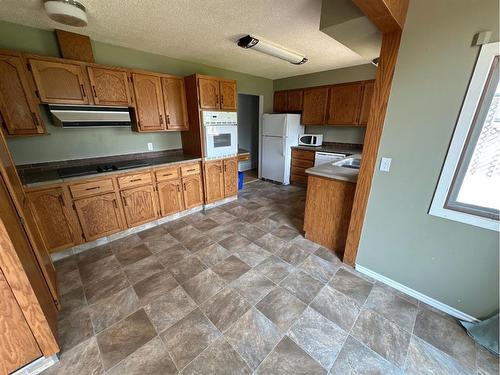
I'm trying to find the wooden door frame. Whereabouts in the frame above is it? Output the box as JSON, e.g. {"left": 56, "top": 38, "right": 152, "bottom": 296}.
{"left": 343, "top": 0, "right": 409, "bottom": 265}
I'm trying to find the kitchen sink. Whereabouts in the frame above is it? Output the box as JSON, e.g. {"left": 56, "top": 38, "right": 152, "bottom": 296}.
{"left": 332, "top": 155, "right": 361, "bottom": 169}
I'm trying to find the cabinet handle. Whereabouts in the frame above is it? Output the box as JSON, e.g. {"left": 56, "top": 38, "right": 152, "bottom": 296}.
{"left": 186, "top": 168, "right": 196, "bottom": 172}
{"left": 166, "top": 114, "right": 170, "bottom": 125}
{"left": 122, "top": 197, "right": 127, "bottom": 206}
{"left": 221, "top": 95, "right": 224, "bottom": 106}
{"left": 216, "top": 95, "right": 219, "bottom": 105}
{"left": 177, "top": 184, "right": 180, "bottom": 192}
{"left": 130, "top": 178, "right": 142, "bottom": 182}
{"left": 183, "top": 182, "right": 187, "bottom": 191}
{"left": 224, "top": 164, "right": 227, "bottom": 172}
{"left": 80, "top": 84, "right": 86, "bottom": 97}
{"left": 92, "top": 85, "right": 97, "bottom": 98}
{"left": 58, "top": 194, "right": 65, "bottom": 207}
{"left": 159, "top": 114, "right": 164, "bottom": 125}
{"left": 85, "top": 186, "right": 100, "bottom": 191}
{"left": 162, "top": 173, "right": 173, "bottom": 177}
{"left": 113, "top": 199, "right": 118, "bottom": 208}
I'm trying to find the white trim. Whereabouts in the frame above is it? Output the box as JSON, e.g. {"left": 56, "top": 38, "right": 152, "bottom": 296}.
{"left": 355, "top": 264, "right": 481, "bottom": 323}
{"left": 429, "top": 42, "right": 499, "bottom": 232}
{"left": 12, "top": 355, "right": 59, "bottom": 375}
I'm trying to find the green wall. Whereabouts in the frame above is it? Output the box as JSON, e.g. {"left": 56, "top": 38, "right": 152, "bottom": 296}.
{"left": 357, "top": 0, "right": 499, "bottom": 318}
{"left": 0, "top": 21, "right": 273, "bottom": 164}
{"left": 274, "top": 64, "right": 376, "bottom": 144}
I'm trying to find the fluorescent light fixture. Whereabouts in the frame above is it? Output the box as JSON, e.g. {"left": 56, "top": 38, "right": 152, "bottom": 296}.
{"left": 237, "top": 35, "right": 308, "bottom": 65}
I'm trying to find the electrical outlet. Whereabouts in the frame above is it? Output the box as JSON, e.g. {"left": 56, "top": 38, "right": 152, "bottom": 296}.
{"left": 380, "top": 157, "right": 392, "bottom": 172}
{"left": 147, "top": 142, "right": 153, "bottom": 151}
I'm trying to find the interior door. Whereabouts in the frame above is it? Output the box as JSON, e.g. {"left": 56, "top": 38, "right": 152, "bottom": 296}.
{"left": 203, "top": 160, "right": 224, "bottom": 203}
{"left": 198, "top": 77, "right": 220, "bottom": 109}
{"left": 87, "top": 66, "right": 131, "bottom": 106}
{"left": 157, "top": 180, "right": 184, "bottom": 216}
{"left": 0, "top": 52, "right": 44, "bottom": 135}
{"left": 132, "top": 73, "right": 166, "bottom": 131}
{"left": 219, "top": 80, "right": 237, "bottom": 110}
{"left": 261, "top": 136, "right": 286, "bottom": 183}
{"left": 28, "top": 59, "right": 90, "bottom": 104}
{"left": 120, "top": 185, "right": 159, "bottom": 227}
{"left": 162, "top": 77, "right": 189, "bottom": 130}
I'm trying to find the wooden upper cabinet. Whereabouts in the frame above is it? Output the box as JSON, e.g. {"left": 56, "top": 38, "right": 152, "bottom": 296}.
{"left": 0, "top": 52, "right": 45, "bottom": 136}
{"left": 182, "top": 174, "right": 203, "bottom": 209}
{"left": 87, "top": 66, "right": 131, "bottom": 106}
{"left": 157, "top": 179, "right": 184, "bottom": 216}
{"left": 27, "top": 187, "right": 78, "bottom": 253}
{"left": 198, "top": 77, "right": 220, "bottom": 109}
{"left": 219, "top": 80, "right": 237, "bottom": 110}
{"left": 301, "top": 87, "right": 329, "bottom": 125}
{"left": 28, "top": 58, "right": 90, "bottom": 104}
{"left": 132, "top": 73, "right": 166, "bottom": 131}
{"left": 327, "top": 82, "right": 363, "bottom": 126}
{"left": 286, "top": 89, "right": 303, "bottom": 112}
{"left": 120, "top": 185, "right": 158, "bottom": 228}
{"left": 359, "top": 80, "right": 375, "bottom": 126}
{"left": 73, "top": 192, "right": 124, "bottom": 241}
{"left": 273, "top": 91, "right": 287, "bottom": 113}
{"left": 203, "top": 160, "right": 224, "bottom": 203}
{"left": 223, "top": 157, "right": 238, "bottom": 197}
{"left": 161, "top": 77, "right": 189, "bottom": 131}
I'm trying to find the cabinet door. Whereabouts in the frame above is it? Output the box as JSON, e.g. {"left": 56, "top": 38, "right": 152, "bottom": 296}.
{"left": 132, "top": 73, "right": 166, "bottom": 131}
{"left": 327, "top": 82, "right": 363, "bottom": 125}
{"left": 28, "top": 59, "right": 90, "bottom": 104}
{"left": 198, "top": 77, "right": 220, "bottom": 109}
{"left": 286, "top": 89, "right": 303, "bottom": 112}
{"left": 219, "top": 80, "right": 237, "bottom": 110}
{"left": 157, "top": 180, "right": 184, "bottom": 216}
{"left": 182, "top": 175, "right": 203, "bottom": 209}
{"left": 0, "top": 52, "right": 45, "bottom": 136}
{"left": 27, "top": 187, "right": 78, "bottom": 253}
{"left": 273, "top": 91, "right": 287, "bottom": 113}
{"left": 301, "top": 87, "right": 329, "bottom": 125}
{"left": 359, "top": 80, "right": 375, "bottom": 126}
{"left": 203, "top": 160, "right": 224, "bottom": 203}
{"left": 223, "top": 157, "right": 238, "bottom": 197}
{"left": 120, "top": 185, "right": 159, "bottom": 228}
{"left": 161, "top": 77, "right": 189, "bottom": 131}
{"left": 87, "top": 66, "right": 131, "bottom": 106}
{"left": 74, "top": 193, "right": 124, "bottom": 241}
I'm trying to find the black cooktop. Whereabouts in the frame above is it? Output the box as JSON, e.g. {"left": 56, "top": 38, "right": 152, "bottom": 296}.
{"left": 58, "top": 160, "right": 150, "bottom": 178}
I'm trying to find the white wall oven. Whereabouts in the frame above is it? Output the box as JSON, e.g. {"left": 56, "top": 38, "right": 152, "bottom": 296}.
{"left": 202, "top": 111, "right": 238, "bottom": 159}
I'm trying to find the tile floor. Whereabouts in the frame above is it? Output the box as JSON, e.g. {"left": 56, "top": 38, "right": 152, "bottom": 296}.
{"left": 44, "top": 180, "right": 498, "bottom": 375}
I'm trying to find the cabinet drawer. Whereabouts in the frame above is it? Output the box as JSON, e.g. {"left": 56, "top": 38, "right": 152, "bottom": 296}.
{"left": 181, "top": 163, "right": 201, "bottom": 177}
{"left": 291, "top": 173, "right": 308, "bottom": 185}
{"left": 292, "top": 149, "right": 315, "bottom": 161}
{"left": 291, "top": 166, "right": 308, "bottom": 177}
{"left": 292, "top": 158, "right": 314, "bottom": 168}
{"left": 70, "top": 178, "right": 114, "bottom": 199}
{"left": 155, "top": 167, "right": 179, "bottom": 182}
{"left": 117, "top": 172, "right": 152, "bottom": 189}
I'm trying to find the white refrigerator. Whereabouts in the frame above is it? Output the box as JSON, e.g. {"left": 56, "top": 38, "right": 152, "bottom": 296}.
{"left": 261, "top": 114, "right": 304, "bottom": 185}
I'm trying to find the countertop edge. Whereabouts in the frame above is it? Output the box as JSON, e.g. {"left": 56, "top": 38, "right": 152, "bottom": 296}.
{"left": 305, "top": 169, "right": 358, "bottom": 183}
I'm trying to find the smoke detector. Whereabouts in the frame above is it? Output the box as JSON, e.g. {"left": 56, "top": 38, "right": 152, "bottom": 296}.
{"left": 44, "top": 0, "right": 88, "bottom": 27}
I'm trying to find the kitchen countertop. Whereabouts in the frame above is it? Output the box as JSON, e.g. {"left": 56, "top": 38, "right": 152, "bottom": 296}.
{"left": 306, "top": 154, "right": 361, "bottom": 183}
{"left": 291, "top": 143, "right": 362, "bottom": 155}
{"left": 21, "top": 154, "right": 202, "bottom": 188}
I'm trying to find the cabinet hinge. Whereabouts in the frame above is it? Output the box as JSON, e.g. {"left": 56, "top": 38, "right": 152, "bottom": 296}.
{"left": 26, "top": 63, "right": 31, "bottom": 72}
{"left": 19, "top": 216, "right": 25, "bottom": 226}
{"left": 72, "top": 203, "right": 76, "bottom": 210}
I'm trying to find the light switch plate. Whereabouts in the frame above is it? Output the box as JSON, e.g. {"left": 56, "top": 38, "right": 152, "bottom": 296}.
{"left": 380, "top": 157, "right": 392, "bottom": 172}
{"left": 147, "top": 142, "right": 153, "bottom": 151}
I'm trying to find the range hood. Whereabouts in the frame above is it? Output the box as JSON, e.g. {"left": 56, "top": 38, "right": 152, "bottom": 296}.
{"left": 48, "top": 105, "right": 132, "bottom": 128}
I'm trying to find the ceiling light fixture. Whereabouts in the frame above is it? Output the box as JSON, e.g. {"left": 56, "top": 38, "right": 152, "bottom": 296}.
{"left": 44, "top": 0, "right": 88, "bottom": 27}
{"left": 237, "top": 35, "right": 308, "bottom": 65}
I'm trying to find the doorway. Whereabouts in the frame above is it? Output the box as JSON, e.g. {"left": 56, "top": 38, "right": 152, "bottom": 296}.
{"left": 237, "top": 93, "right": 260, "bottom": 183}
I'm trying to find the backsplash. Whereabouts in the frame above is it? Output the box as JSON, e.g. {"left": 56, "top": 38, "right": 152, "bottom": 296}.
{"left": 306, "top": 126, "right": 366, "bottom": 145}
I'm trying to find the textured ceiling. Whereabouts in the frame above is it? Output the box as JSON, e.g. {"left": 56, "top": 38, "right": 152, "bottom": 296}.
{"left": 0, "top": 0, "right": 368, "bottom": 79}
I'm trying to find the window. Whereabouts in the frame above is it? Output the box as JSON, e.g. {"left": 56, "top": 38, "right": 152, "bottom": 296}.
{"left": 430, "top": 42, "right": 499, "bottom": 231}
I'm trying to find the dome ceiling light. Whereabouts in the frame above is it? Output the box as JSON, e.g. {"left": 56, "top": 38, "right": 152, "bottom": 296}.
{"left": 44, "top": 0, "right": 88, "bottom": 27}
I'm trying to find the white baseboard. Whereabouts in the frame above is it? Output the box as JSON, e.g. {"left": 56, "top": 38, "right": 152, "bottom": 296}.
{"left": 355, "top": 264, "right": 480, "bottom": 323}
{"left": 12, "top": 355, "right": 59, "bottom": 375}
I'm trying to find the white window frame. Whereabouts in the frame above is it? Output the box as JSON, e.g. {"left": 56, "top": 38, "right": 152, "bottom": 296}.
{"left": 429, "top": 42, "right": 499, "bottom": 232}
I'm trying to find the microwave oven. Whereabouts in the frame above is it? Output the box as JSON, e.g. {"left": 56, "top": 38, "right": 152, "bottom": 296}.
{"left": 298, "top": 134, "right": 323, "bottom": 147}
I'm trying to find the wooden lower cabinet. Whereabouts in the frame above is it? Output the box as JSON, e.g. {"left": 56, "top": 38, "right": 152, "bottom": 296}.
{"left": 74, "top": 192, "right": 124, "bottom": 241}
{"left": 303, "top": 175, "right": 355, "bottom": 253}
{"left": 27, "top": 187, "right": 79, "bottom": 253}
{"left": 120, "top": 185, "right": 159, "bottom": 227}
{"left": 291, "top": 149, "right": 315, "bottom": 186}
{"left": 204, "top": 160, "right": 224, "bottom": 203}
{"left": 182, "top": 175, "right": 204, "bottom": 209}
{"left": 223, "top": 158, "right": 238, "bottom": 197}
{"left": 157, "top": 179, "right": 184, "bottom": 216}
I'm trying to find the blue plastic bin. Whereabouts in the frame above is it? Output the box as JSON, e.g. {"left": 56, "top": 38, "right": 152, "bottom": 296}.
{"left": 238, "top": 171, "right": 244, "bottom": 190}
